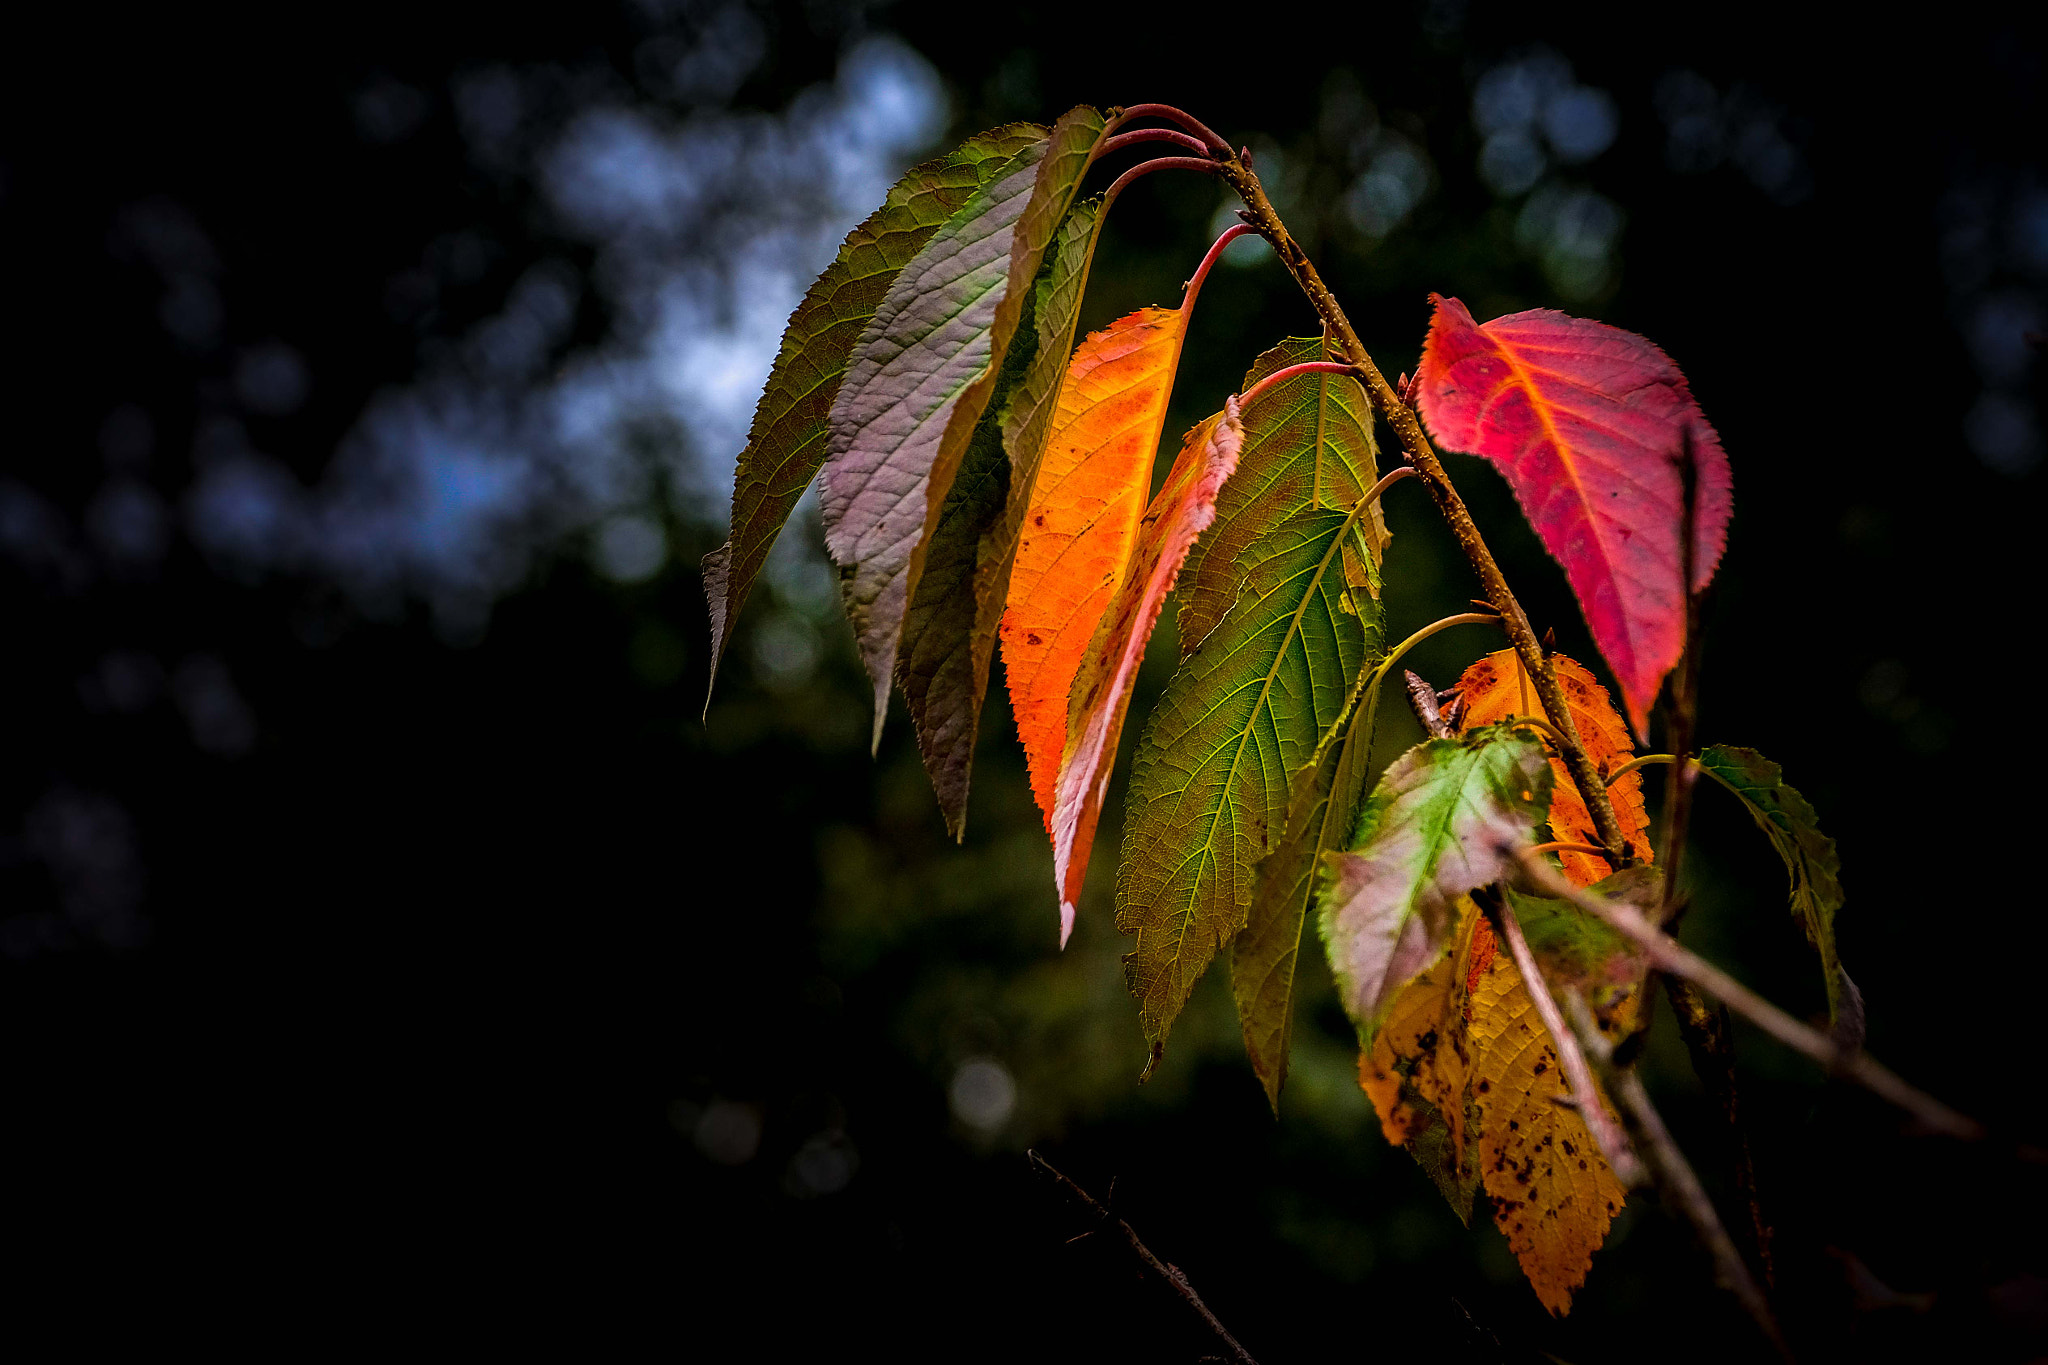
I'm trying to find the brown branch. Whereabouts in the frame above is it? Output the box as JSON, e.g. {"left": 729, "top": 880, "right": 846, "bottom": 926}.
{"left": 1564, "top": 995, "right": 1791, "bottom": 1359}
{"left": 1404, "top": 669, "right": 1451, "bottom": 738}
{"left": 1214, "top": 154, "right": 1632, "bottom": 867}
{"left": 1027, "top": 1151, "right": 1261, "bottom": 1365}
{"left": 1666, "top": 976, "right": 1776, "bottom": 1286}
{"left": 1513, "top": 851, "right": 1993, "bottom": 1144}
{"left": 1487, "top": 892, "right": 1646, "bottom": 1189}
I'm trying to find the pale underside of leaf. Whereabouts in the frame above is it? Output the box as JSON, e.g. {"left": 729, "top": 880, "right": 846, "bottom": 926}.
{"left": 1697, "top": 743, "right": 1845, "bottom": 1019}
{"left": 1317, "top": 726, "right": 1551, "bottom": 1042}
{"left": 876, "top": 109, "right": 1109, "bottom": 821}
{"left": 1116, "top": 503, "right": 1374, "bottom": 1070}
{"left": 702, "top": 124, "right": 1046, "bottom": 701}
{"left": 1054, "top": 402, "right": 1243, "bottom": 949}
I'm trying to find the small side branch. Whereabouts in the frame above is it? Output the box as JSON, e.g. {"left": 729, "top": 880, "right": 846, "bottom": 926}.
{"left": 1564, "top": 996, "right": 1790, "bottom": 1359}
{"left": 1514, "top": 851, "right": 1991, "bottom": 1144}
{"left": 1488, "top": 893, "right": 1645, "bottom": 1188}
{"left": 1027, "top": 1151, "right": 1260, "bottom": 1365}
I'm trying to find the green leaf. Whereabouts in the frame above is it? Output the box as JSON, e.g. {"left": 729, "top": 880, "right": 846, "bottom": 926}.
{"left": 896, "top": 189, "right": 1109, "bottom": 837}
{"left": 820, "top": 106, "right": 1106, "bottom": 748}
{"left": 1317, "top": 725, "right": 1551, "bottom": 1042}
{"left": 1696, "top": 743, "right": 1847, "bottom": 1020}
{"left": 1501, "top": 865, "right": 1657, "bottom": 1034}
{"left": 1116, "top": 502, "right": 1380, "bottom": 1073}
{"left": 1178, "top": 335, "right": 1384, "bottom": 659}
{"left": 701, "top": 123, "right": 1046, "bottom": 703}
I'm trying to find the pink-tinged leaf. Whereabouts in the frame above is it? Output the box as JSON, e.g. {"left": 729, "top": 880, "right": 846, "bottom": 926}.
{"left": 1415, "top": 295, "right": 1733, "bottom": 734}
{"left": 1049, "top": 400, "right": 1244, "bottom": 946}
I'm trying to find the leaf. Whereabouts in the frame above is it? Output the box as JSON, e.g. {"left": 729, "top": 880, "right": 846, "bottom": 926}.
{"left": 820, "top": 107, "right": 1106, "bottom": 744}
{"left": 893, "top": 116, "right": 1114, "bottom": 833}
{"left": 1315, "top": 724, "right": 1551, "bottom": 1040}
{"left": 1051, "top": 402, "right": 1244, "bottom": 948}
{"left": 1004, "top": 299, "right": 1200, "bottom": 830}
{"left": 702, "top": 123, "right": 1046, "bottom": 700}
{"left": 1415, "top": 295, "right": 1734, "bottom": 735}
{"left": 1179, "top": 335, "right": 1385, "bottom": 660}
{"left": 1362, "top": 902, "right": 1629, "bottom": 1316}
{"left": 1501, "top": 865, "right": 1657, "bottom": 1034}
{"left": 898, "top": 197, "right": 1104, "bottom": 834}
{"left": 1446, "top": 647, "right": 1653, "bottom": 886}
{"left": 1116, "top": 500, "right": 1379, "bottom": 1069}
{"left": 1697, "top": 744, "right": 1847, "bottom": 1020}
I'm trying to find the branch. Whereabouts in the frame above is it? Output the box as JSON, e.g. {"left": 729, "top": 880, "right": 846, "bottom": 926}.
{"left": 1213, "top": 154, "right": 1633, "bottom": 867}
{"left": 1512, "top": 850, "right": 1997, "bottom": 1146}
{"left": 1027, "top": 1151, "right": 1260, "bottom": 1365}
{"left": 1564, "top": 995, "right": 1791, "bottom": 1359}
{"left": 1487, "top": 892, "right": 1646, "bottom": 1188}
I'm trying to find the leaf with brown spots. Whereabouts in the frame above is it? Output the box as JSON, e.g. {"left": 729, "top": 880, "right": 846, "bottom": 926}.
{"left": 1358, "top": 898, "right": 1629, "bottom": 1314}
{"left": 1447, "top": 647, "right": 1652, "bottom": 886}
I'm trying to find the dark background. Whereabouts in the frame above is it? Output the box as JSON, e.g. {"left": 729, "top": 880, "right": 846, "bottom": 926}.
{"left": 4, "top": 1, "right": 2044, "bottom": 1357}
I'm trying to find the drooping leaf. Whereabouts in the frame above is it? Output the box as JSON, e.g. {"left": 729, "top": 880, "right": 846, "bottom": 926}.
{"left": 820, "top": 107, "right": 1106, "bottom": 744}
{"left": 1447, "top": 647, "right": 1653, "bottom": 886}
{"left": 1116, "top": 499, "right": 1379, "bottom": 1069}
{"left": 1052, "top": 402, "right": 1243, "bottom": 948}
{"left": 1179, "top": 335, "right": 1385, "bottom": 660}
{"left": 893, "top": 117, "right": 1114, "bottom": 831}
{"left": 1501, "top": 864, "right": 1657, "bottom": 1034}
{"left": 1232, "top": 648, "right": 1383, "bottom": 1112}
{"left": 1362, "top": 902, "right": 1629, "bottom": 1316}
{"left": 898, "top": 197, "right": 1103, "bottom": 833}
{"left": 702, "top": 124, "right": 1046, "bottom": 699}
{"left": 1697, "top": 744, "right": 1847, "bottom": 1020}
{"left": 1415, "top": 296, "right": 1734, "bottom": 735}
{"left": 1316, "top": 724, "right": 1551, "bottom": 1040}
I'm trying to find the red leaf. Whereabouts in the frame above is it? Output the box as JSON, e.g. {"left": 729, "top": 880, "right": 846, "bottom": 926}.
{"left": 1415, "top": 295, "right": 1732, "bottom": 734}
{"left": 1049, "top": 400, "right": 1243, "bottom": 946}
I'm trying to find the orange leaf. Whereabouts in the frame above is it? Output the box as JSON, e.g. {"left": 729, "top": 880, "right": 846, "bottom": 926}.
{"left": 1448, "top": 648, "right": 1652, "bottom": 886}
{"left": 1047, "top": 402, "right": 1242, "bottom": 945}
{"left": 1001, "top": 304, "right": 1191, "bottom": 825}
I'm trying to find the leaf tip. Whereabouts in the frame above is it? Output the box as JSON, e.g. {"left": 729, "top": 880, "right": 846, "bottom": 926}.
{"left": 1058, "top": 899, "right": 1076, "bottom": 950}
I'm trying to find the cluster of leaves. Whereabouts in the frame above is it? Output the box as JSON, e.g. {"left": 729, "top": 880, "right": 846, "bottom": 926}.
{"left": 704, "top": 107, "right": 1846, "bottom": 1314}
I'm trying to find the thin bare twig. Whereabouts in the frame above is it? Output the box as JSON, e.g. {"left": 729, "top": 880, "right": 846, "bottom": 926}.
{"left": 1027, "top": 1151, "right": 1261, "bottom": 1365}
{"left": 1488, "top": 893, "right": 1646, "bottom": 1188}
{"left": 1565, "top": 996, "right": 1791, "bottom": 1359}
{"left": 1666, "top": 976, "right": 1777, "bottom": 1286}
{"left": 1514, "top": 851, "right": 1991, "bottom": 1144}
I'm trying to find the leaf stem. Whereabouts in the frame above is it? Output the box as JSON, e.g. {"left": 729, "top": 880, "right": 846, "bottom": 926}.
{"left": 1182, "top": 223, "right": 1255, "bottom": 311}
{"left": 1606, "top": 753, "right": 1677, "bottom": 786}
{"left": 1210, "top": 149, "right": 1634, "bottom": 867}
{"left": 1105, "top": 103, "right": 1233, "bottom": 154}
{"left": 1027, "top": 1151, "right": 1261, "bottom": 1365}
{"left": 1488, "top": 892, "right": 1646, "bottom": 1189}
{"left": 1512, "top": 850, "right": 1995, "bottom": 1145}
{"left": 1237, "top": 360, "right": 1359, "bottom": 408}
{"left": 1098, "top": 127, "right": 1211, "bottom": 158}
{"left": 1102, "top": 155, "right": 1223, "bottom": 208}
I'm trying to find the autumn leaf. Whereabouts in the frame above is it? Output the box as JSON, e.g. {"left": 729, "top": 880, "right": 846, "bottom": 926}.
{"left": 899, "top": 195, "right": 1105, "bottom": 834}
{"left": 1002, "top": 252, "right": 1226, "bottom": 829}
{"left": 1116, "top": 499, "right": 1379, "bottom": 1069}
{"left": 820, "top": 107, "right": 1106, "bottom": 746}
{"left": 702, "top": 123, "right": 1046, "bottom": 701}
{"left": 1049, "top": 401, "right": 1243, "bottom": 948}
{"left": 1697, "top": 744, "right": 1847, "bottom": 1021}
{"left": 1362, "top": 901, "right": 1629, "bottom": 1316}
{"left": 1415, "top": 296, "right": 1734, "bottom": 735}
{"left": 1447, "top": 646, "right": 1653, "bottom": 885}
{"left": 1316, "top": 724, "right": 1550, "bottom": 1040}
{"left": 1179, "top": 335, "right": 1384, "bottom": 660}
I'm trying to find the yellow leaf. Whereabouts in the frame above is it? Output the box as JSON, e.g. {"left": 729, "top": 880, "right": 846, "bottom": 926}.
{"left": 1359, "top": 902, "right": 1627, "bottom": 1314}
